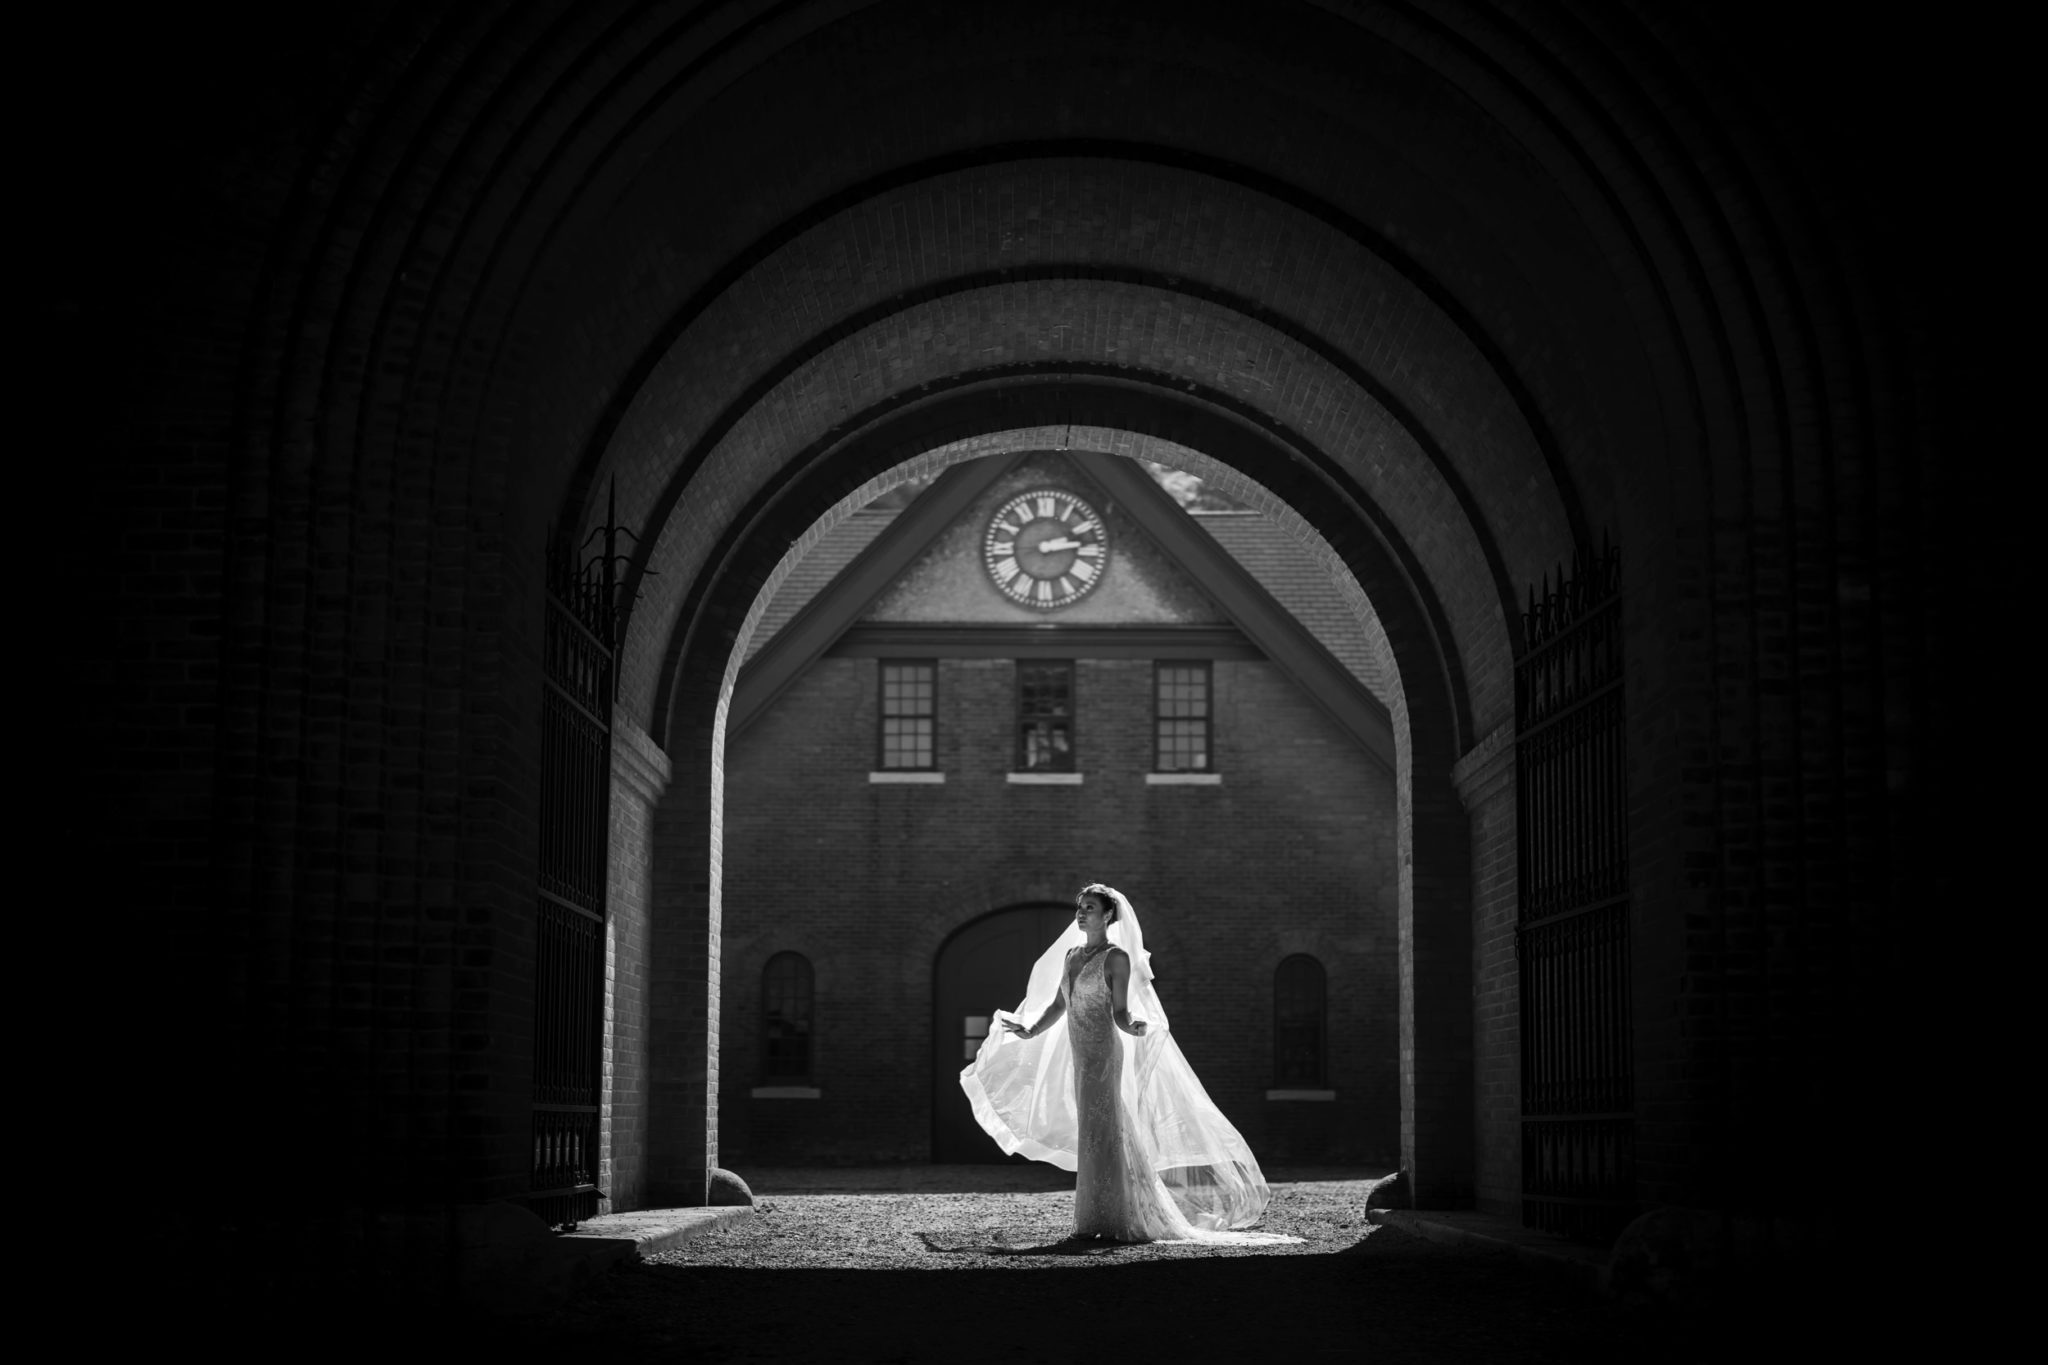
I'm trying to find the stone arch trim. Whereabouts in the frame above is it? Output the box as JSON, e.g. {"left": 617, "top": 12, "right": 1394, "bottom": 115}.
{"left": 609, "top": 282, "right": 1535, "bottom": 740}
{"left": 555, "top": 142, "right": 1594, "bottom": 580}
{"left": 569, "top": 151, "right": 1592, "bottom": 735}
{"left": 599, "top": 252, "right": 1539, "bottom": 665}
{"left": 507, "top": 0, "right": 1709, "bottom": 548}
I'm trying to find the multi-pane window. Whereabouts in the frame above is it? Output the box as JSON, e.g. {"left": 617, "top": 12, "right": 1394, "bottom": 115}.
{"left": 962, "top": 1013, "right": 991, "bottom": 1061}
{"left": 1016, "top": 661, "right": 1075, "bottom": 771}
{"left": 1274, "top": 955, "right": 1326, "bottom": 1086}
{"left": 878, "top": 661, "right": 936, "bottom": 769}
{"left": 762, "top": 952, "right": 814, "bottom": 1080}
{"left": 1154, "top": 663, "right": 1212, "bottom": 771}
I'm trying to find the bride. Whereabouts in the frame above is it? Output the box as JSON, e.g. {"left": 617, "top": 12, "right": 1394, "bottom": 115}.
{"left": 960, "top": 884, "right": 1299, "bottom": 1245}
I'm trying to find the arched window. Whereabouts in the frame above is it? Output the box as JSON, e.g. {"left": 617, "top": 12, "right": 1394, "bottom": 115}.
{"left": 1274, "top": 955, "right": 1326, "bottom": 1086}
{"left": 762, "top": 952, "right": 814, "bottom": 1081}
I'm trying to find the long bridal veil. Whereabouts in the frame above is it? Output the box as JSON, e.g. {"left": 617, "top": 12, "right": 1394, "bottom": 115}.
{"left": 959, "top": 886, "right": 1282, "bottom": 1235}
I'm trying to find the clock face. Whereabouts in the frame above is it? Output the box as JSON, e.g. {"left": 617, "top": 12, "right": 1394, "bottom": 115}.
{"left": 982, "top": 488, "right": 1111, "bottom": 610}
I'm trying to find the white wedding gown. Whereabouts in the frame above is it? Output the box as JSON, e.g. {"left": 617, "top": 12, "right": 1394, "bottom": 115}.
{"left": 960, "top": 890, "right": 1300, "bottom": 1245}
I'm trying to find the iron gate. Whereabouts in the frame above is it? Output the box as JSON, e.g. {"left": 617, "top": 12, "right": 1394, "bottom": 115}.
{"left": 1516, "top": 541, "right": 1634, "bottom": 1242}
{"left": 528, "top": 506, "right": 623, "bottom": 1228}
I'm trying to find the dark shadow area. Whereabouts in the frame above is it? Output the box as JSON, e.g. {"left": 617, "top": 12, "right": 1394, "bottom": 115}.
{"left": 476, "top": 1228, "right": 1772, "bottom": 1363}
{"left": 144, "top": 1218, "right": 1904, "bottom": 1363}
{"left": 917, "top": 1230, "right": 1131, "bottom": 1256}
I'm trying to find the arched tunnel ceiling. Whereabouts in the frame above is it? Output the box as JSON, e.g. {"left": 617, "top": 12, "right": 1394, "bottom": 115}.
{"left": 533, "top": 0, "right": 1685, "bottom": 747}
{"left": 172, "top": 0, "right": 1932, "bottom": 781}
{"left": 525, "top": 0, "right": 1675, "bottom": 532}
{"left": 604, "top": 258, "right": 1547, "bottom": 738}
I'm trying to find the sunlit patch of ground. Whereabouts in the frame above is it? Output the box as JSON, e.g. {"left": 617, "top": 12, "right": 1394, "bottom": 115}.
{"left": 640, "top": 1170, "right": 1391, "bottom": 1270}
{"left": 516, "top": 1170, "right": 1717, "bottom": 1361}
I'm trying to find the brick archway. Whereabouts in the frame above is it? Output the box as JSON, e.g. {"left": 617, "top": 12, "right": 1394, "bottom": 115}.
{"left": 97, "top": 0, "right": 1964, "bottom": 1295}
{"left": 570, "top": 124, "right": 1599, "bottom": 1207}
{"left": 567, "top": 159, "right": 1586, "bottom": 741}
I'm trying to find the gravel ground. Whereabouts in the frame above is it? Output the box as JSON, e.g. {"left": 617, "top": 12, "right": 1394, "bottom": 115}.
{"left": 500, "top": 1168, "right": 1732, "bottom": 1362}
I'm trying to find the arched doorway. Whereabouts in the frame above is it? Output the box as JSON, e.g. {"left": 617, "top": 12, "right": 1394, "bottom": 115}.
{"left": 932, "top": 903, "right": 1076, "bottom": 1162}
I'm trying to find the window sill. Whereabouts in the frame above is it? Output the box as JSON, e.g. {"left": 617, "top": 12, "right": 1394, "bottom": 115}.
{"left": 869, "top": 770, "right": 944, "bottom": 784}
{"left": 1265, "top": 1088, "right": 1337, "bottom": 1101}
{"left": 1146, "top": 772, "right": 1221, "bottom": 785}
{"left": 1007, "top": 771, "right": 1083, "bottom": 785}
{"left": 750, "top": 1085, "right": 822, "bottom": 1099}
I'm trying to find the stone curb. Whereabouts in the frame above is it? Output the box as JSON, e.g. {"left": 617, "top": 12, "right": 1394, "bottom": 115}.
{"left": 1367, "top": 1209, "right": 1610, "bottom": 1293}
{"left": 562, "top": 1206, "right": 755, "bottom": 1264}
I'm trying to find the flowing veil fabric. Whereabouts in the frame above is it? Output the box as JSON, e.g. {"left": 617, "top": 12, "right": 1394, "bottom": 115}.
{"left": 959, "top": 888, "right": 1291, "bottom": 1239}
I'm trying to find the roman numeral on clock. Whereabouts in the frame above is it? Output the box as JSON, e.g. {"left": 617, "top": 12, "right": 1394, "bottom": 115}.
{"left": 984, "top": 488, "right": 1109, "bottom": 610}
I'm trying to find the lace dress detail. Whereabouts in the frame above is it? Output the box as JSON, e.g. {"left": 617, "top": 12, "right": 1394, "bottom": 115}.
{"left": 958, "top": 887, "right": 1303, "bottom": 1247}
{"left": 1064, "top": 947, "right": 1200, "bottom": 1242}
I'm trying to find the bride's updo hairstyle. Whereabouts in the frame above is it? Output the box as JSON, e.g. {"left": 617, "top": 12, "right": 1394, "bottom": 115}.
{"left": 1078, "top": 883, "right": 1120, "bottom": 923}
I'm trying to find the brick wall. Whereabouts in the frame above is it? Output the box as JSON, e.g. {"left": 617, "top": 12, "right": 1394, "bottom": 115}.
{"left": 1454, "top": 726, "right": 1519, "bottom": 1215}
{"left": 604, "top": 719, "right": 670, "bottom": 1211}
{"left": 717, "top": 655, "right": 1400, "bottom": 1167}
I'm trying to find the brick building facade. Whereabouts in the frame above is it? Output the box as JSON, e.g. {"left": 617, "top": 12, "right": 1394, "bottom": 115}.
{"left": 718, "top": 453, "right": 1400, "bottom": 1167}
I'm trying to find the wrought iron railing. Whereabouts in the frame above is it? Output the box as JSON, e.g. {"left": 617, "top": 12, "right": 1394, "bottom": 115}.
{"left": 528, "top": 483, "right": 632, "bottom": 1229}
{"left": 1516, "top": 539, "right": 1635, "bottom": 1243}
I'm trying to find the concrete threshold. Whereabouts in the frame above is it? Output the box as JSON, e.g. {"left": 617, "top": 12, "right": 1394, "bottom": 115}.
{"left": 561, "top": 1206, "right": 754, "bottom": 1265}
{"left": 1368, "top": 1208, "right": 1610, "bottom": 1292}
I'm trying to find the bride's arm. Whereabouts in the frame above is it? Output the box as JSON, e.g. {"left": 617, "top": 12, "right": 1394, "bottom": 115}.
{"left": 1107, "top": 950, "right": 1148, "bottom": 1036}
{"left": 1000, "top": 991, "right": 1066, "bottom": 1038}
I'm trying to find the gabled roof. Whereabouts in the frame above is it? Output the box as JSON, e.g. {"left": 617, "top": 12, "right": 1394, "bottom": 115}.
{"left": 744, "top": 508, "right": 897, "bottom": 663}
{"left": 731, "top": 452, "right": 1394, "bottom": 770}
{"left": 1190, "top": 512, "right": 1387, "bottom": 702}
{"left": 1076, "top": 453, "right": 1392, "bottom": 769}
{"left": 749, "top": 508, "right": 1388, "bottom": 701}
{"left": 731, "top": 453, "right": 1033, "bottom": 732}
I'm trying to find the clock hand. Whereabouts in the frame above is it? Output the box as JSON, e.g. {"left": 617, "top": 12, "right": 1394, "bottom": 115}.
{"left": 1035, "top": 536, "right": 1083, "bottom": 552}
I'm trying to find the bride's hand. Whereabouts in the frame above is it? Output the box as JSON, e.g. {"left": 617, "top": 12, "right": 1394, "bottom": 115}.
{"left": 1129, "top": 1020, "right": 1148, "bottom": 1036}
{"left": 1000, "top": 1018, "right": 1030, "bottom": 1038}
